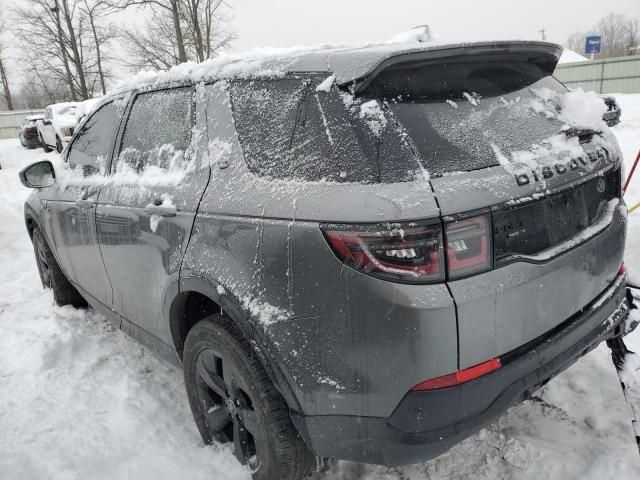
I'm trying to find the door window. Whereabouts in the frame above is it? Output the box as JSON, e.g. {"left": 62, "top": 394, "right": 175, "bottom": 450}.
{"left": 67, "top": 102, "right": 119, "bottom": 177}
{"left": 117, "top": 88, "right": 194, "bottom": 174}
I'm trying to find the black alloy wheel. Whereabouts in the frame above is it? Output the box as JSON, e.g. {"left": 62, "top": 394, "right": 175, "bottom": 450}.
{"left": 195, "top": 347, "right": 259, "bottom": 467}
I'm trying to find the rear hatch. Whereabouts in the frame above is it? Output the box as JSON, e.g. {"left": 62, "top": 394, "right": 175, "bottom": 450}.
{"left": 358, "top": 43, "right": 625, "bottom": 368}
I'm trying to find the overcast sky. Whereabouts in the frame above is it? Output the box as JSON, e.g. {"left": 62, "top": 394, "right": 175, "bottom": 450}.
{"left": 229, "top": 0, "right": 640, "bottom": 52}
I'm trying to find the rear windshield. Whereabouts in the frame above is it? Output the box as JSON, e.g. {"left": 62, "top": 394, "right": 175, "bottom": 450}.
{"left": 364, "top": 59, "right": 568, "bottom": 175}
{"left": 229, "top": 78, "right": 420, "bottom": 183}
{"left": 229, "top": 60, "right": 568, "bottom": 182}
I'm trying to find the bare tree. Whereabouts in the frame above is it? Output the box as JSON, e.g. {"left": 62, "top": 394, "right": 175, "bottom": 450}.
{"left": 81, "top": 0, "right": 114, "bottom": 95}
{"left": 565, "top": 31, "right": 587, "bottom": 54}
{"left": 566, "top": 12, "right": 640, "bottom": 58}
{"left": 113, "top": 0, "right": 234, "bottom": 70}
{"left": 623, "top": 17, "right": 640, "bottom": 55}
{"left": 15, "top": 66, "right": 72, "bottom": 109}
{"left": 106, "top": 0, "right": 188, "bottom": 63}
{"left": 181, "top": 0, "right": 235, "bottom": 62}
{"left": 120, "top": 8, "right": 186, "bottom": 70}
{"left": 0, "top": 1, "right": 15, "bottom": 110}
{"left": 14, "top": 0, "right": 109, "bottom": 101}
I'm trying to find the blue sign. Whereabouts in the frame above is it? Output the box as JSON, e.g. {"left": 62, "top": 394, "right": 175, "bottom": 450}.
{"left": 585, "top": 36, "right": 601, "bottom": 54}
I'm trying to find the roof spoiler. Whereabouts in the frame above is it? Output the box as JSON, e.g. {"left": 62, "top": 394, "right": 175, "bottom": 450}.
{"left": 337, "top": 41, "right": 563, "bottom": 94}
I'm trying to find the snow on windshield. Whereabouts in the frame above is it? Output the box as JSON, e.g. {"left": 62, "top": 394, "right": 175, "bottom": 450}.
{"left": 494, "top": 88, "right": 612, "bottom": 175}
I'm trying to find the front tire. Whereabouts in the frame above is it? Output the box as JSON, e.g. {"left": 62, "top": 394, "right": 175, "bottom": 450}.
{"left": 32, "top": 227, "right": 87, "bottom": 308}
{"left": 183, "top": 315, "right": 314, "bottom": 480}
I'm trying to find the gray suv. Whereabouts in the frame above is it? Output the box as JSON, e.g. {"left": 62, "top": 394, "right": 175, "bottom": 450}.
{"left": 19, "top": 41, "right": 634, "bottom": 479}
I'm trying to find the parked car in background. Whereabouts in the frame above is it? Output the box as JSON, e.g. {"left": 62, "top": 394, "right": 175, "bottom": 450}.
{"left": 17, "top": 114, "right": 44, "bottom": 149}
{"left": 36, "top": 99, "right": 102, "bottom": 154}
{"left": 18, "top": 41, "right": 636, "bottom": 480}
{"left": 602, "top": 95, "right": 622, "bottom": 127}
{"left": 37, "top": 102, "right": 79, "bottom": 153}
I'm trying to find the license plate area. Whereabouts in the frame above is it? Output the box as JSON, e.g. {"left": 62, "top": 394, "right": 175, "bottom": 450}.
{"left": 493, "top": 168, "right": 619, "bottom": 265}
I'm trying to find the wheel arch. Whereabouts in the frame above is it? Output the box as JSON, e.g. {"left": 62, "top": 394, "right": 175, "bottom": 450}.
{"left": 24, "top": 206, "right": 43, "bottom": 241}
{"left": 169, "top": 275, "right": 303, "bottom": 413}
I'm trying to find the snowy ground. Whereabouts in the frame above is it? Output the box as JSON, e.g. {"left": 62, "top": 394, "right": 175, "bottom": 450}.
{"left": 1, "top": 96, "right": 640, "bottom": 479}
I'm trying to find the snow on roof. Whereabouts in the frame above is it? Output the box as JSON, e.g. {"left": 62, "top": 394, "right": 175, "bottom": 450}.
{"left": 77, "top": 98, "right": 102, "bottom": 116}
{"left": 385, "top": 25, "right": 434, "bottom": 44}
{"left": 113, "top": 40, "right": 563, "bottom": 94}
{"left": 558, "top": 49, "right": 589, "bottom": 64}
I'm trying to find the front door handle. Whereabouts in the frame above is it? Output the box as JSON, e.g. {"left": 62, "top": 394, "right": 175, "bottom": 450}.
{"left": 145, "top": 203, "right": 177, "bottom": 217}
{"left": 75, "top": 198, "right": 95, "bottom": 208}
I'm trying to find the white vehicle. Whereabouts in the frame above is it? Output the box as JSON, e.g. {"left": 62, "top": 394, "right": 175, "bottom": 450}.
{"left": 37, "top": 102, "right": 80, "bottom": 153}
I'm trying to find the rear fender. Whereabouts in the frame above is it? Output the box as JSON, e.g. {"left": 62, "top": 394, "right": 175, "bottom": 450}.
{"left": 174, "top": 274, "right": 304, "bottom": 413}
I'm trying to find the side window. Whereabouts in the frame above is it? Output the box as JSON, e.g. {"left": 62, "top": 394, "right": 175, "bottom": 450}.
{"left": 67, "top": 102, "right": 120, "bottom": 177}
{"left": 117, "top": 88, "right": 194, "bottom": 173}
{"left": 230, "top": 78, "right": 378, "bottom": 183}
{"left": 229, "top": 79, "right": 305, "bottom": 178}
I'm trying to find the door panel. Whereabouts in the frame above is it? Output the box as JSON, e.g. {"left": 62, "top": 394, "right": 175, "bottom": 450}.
{"left": 47, "top": 101, "right": 124, "bottom": 306}
{"left": 97, "top": 85, "right": 210, "bottom": 344}
{"left": 47, "top": 185, "right": 109, "bottom": 301}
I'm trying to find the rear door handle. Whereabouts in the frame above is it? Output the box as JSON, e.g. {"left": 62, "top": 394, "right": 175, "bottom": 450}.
{"left": 75, "top": 198, "right": 95, "bottom": 208}
{"left": 145, "top": 204, "right": 177, "bottom": 217}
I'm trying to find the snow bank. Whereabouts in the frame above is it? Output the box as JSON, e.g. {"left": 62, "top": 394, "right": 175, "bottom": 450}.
{"left": 558, "top": 49, "right": 589, "bottom": 64}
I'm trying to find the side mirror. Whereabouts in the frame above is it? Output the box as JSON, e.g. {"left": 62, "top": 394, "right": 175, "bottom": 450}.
{"left": 43, "top": 119, "right": 52, "bottom": 126}
{"left": 19, "top": 160, "right": 56, "bottom": 188}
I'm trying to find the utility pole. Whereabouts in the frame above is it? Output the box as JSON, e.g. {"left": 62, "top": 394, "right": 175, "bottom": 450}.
{"left": 539, "top": 28, "right": 547, "bottom": 41}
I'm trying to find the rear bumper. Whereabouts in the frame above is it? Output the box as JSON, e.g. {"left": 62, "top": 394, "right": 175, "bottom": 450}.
{"left": 293, "top": 273, "right": 630, "bottom": 466}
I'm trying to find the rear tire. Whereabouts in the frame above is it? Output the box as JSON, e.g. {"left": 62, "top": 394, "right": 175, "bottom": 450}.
{"left": 183, "top": 315, "right": 314, "bottom": 480}
{"left": 32, "top": 227, "right": 87, "bottom": 308}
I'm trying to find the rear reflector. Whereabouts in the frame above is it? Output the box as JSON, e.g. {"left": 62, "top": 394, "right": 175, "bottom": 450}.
{"left": 619, "top": 263, "right": 626, "bottom": 275}
{"left": 410, "top": 358, "right": 502, "bottom": 391}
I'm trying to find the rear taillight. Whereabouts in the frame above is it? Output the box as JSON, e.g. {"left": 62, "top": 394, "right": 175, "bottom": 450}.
{"left": 445, "top": 215, "right": 492, "bottom": 280}
{"left": 410, "top": 357, "right": 502, "bottom": 391}
{"left": 322, "top": 223, "right": 445, "bottom": 284}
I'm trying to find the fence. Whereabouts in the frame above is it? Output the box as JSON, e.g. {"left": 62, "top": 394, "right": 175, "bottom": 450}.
{"left": 0, "top": 109, "right": 44, "bottom": 141}
{"left": 555, "top": 54, "right": 640, "bottom": 94}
